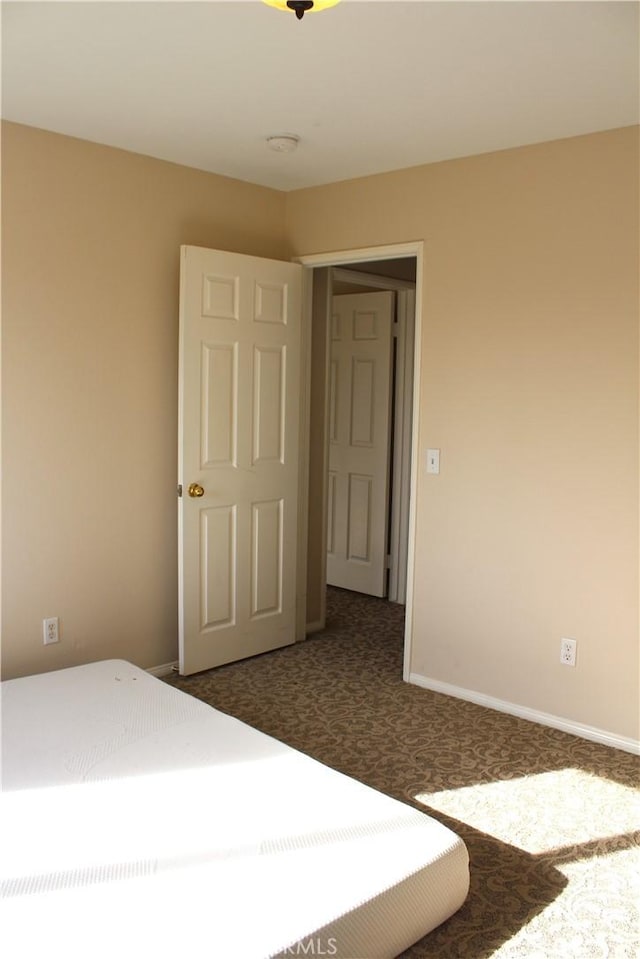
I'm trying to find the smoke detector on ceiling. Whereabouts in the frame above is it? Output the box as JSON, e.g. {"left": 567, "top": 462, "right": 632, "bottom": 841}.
{"left": 267, "top": 135, "right": 300, "bottom": 154}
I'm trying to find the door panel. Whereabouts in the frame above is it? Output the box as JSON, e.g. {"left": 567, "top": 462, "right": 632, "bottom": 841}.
{"left": 253, "top": 346, "right": 285, "bottom": 463}
{"left": 326, "top": 291, "right": 394, "bottom": 597}
{"left": 251, "top": 498, "right": 283, "bottom": 618}
{"left": 200, "top": 505, "right": 236, "bottom": 630}
{"left": 201, "top": 343, "right": 237, "bottom": 467}
{"left": 347, "top": 473, "right": 373, "bottom": 562}
{"left": 350, "top": 357, "right": 375, "bottom": 446}
{"left": 178, "top": 246, "right": 302, "bottom": 675}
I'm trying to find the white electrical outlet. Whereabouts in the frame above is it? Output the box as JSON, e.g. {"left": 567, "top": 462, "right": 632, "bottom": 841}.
{"left": 43, "top": 617, "right": 59, "bottom": 645}
{"left": 560, "top": 637, "right": 577, "bottom": 667}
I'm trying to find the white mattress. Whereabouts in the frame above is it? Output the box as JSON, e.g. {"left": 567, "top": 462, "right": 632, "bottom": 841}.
{"left": 1, "top": 660, "right": 468, "bottom": 958}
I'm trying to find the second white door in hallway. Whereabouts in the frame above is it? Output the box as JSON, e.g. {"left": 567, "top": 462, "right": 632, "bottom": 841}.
{"left": 327, "top": 291, "right": 394, "bottom": 597}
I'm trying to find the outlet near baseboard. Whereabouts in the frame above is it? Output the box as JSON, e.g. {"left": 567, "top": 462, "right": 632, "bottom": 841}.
{"left": 43, "top": 617, "right": 59, "bottom": 645}
{"left": 560, "top": 637, "right": 577, "bottom": 667}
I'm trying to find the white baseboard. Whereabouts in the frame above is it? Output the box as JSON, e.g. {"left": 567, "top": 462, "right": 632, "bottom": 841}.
{"left": 305, "top": 620, "right": 324, "bottom": 635}
{"left": 147, "top": 661, "right": 178, "bottom": 678}
{"left": 409, "top": 672, "right": 640, "bottom": 756}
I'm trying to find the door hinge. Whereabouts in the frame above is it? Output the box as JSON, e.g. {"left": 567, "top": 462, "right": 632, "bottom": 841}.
{"left": 385, "top": 554, "right": 392, "bottom": 570}
{"left": 177, "top": 484, "right": 183, "bottom": 497}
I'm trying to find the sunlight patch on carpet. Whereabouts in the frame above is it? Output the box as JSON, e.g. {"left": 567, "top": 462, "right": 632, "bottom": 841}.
{"left": 414, "top": 767, "right": 640, "bottom": 855}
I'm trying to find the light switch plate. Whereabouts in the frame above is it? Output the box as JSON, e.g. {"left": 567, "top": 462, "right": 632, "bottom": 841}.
{"left": 426, "top": 449, "right": 440, "bottom": 474}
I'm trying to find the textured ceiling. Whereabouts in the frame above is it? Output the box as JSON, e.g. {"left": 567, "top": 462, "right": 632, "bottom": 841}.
{"left": 2, "top": 1, "right": 638, "bottom": 190}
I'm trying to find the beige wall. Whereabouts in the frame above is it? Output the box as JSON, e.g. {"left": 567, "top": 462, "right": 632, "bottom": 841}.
{"left": 286, "top": 127, "right": 639, "bottom": 741}
{"left": 1, "top": 121, "right": 286, "bottom": 678}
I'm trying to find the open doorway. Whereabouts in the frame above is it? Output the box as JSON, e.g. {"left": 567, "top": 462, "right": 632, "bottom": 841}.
{"left": 298, "top": 244, "right": 422, "bottom": 683}
{"left": 328, "top": 261, "right": 416, "bottom": 603}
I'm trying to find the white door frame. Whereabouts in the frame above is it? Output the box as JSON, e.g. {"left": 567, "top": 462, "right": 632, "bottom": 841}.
{"left": 388, "top": 287, "right": 416, "bottom": 605}
{"left": 296, "top": 242, "right": 424, "bottom": 683}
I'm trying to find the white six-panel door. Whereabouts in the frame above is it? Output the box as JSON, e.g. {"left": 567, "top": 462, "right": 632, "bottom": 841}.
{"left": 326, "top": 291, "right": 394, "bottom": 597}
{"left": 178, "top": 246, "right": 302, "bottom": 675}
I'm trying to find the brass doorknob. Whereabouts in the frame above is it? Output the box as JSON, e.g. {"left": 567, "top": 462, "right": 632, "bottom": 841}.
{"left": 187, "top": 482, "right": 205, "bottom": 498}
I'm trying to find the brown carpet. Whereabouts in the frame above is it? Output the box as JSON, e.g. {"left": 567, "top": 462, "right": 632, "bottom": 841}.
{"left": 167, "top": 587, "right": 640, "bottom": 958}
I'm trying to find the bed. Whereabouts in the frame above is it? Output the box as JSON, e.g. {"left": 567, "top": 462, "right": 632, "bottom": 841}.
{"left": 1, "top": 659, "right": 469, "bottom": 958}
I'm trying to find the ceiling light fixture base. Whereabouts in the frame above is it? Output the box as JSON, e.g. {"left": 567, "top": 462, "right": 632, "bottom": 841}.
{"left": 262, "top": 0, "right": 342, "bottom": 20}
